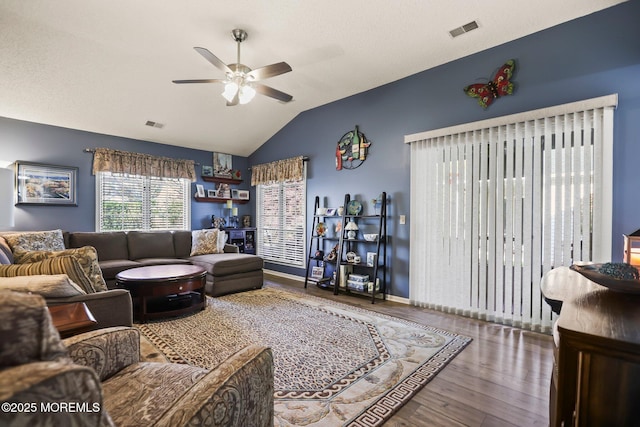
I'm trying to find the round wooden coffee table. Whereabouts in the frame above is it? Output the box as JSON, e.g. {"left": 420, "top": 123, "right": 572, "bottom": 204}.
{"left": 115, "top": 264, "right": 207, "bottom": 323}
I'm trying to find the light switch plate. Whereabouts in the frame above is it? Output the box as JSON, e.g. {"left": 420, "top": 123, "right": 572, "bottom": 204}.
{"left": 399, "top": 215, "right": 406, "bottom": 225}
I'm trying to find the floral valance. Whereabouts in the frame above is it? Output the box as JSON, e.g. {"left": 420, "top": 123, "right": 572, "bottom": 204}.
{"left": 251, "top": 156, "right": 304, "bottom": 186}
{"left": 92, "top": 148, "right": 196, "bottom": 181}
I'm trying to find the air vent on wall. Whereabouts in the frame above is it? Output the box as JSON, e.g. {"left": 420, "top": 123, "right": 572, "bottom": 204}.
{"left": 145, "top": 120, "right": 164, "bottom": 129}
{"left": 449, "top": 20, "right": 479, "bottom": 38}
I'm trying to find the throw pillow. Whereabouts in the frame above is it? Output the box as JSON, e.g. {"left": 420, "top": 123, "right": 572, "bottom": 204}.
{"left": 190, "top": 229, "right": 219, "bottom": 256}
{"left": 13, "top": 246, "right": 108, "bottom": 292}
{"left": 0, "top": 256, "right": 96, "bottom": 294}
{"left": 0, "top": 274, "right": 86, "bottom": 298}
{"left": 3, "top": 230, "right": 66, "bottom": 252}
{"left": 217, "top": 230, "right": 227, "bottom": 253}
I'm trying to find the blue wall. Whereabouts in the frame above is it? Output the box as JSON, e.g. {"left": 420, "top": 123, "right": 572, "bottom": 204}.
{"left": 250, "top": 0, "right": 640, "bottom": 299}
{"left": 0, "top": 118, "right": 251, "bottom": 232}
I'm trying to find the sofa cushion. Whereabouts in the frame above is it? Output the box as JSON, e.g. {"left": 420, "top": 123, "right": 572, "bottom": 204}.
{"left": 3, "top": 230, "right": 66, "bottom": 252}
{"left": 13, "top": 246, "right": 108, "bottom": 292}
{"left": 172, "top": 231, "right": 192, "bottom": 258}
{"left": 0, "top": 274, "right": 86, "bottom": 298}
{"left": 127, "top": 231, "right": 176, "bottom": 260}
{"left": 98, "top": 259, "right": 142, "bottom": 281}
{"left": 190, "top": 229, "right": 220, "bottom": 256}
{"left": 69, "top": 232, "right": 130, "bottom": 262}
{"left": 135, "top": 258, "right": 192, "bottom": 267}
{"left": 0, "top": 256, "right": 96, "bottom": 294}
{"left": 188, "top": 253, "right": 263, "bottom": 276}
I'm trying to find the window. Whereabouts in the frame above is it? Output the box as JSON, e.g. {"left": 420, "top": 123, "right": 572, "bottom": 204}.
{"left": 256, "top": 175, "right": 306, "bottom": 267}
{"left": 96, "top": 172, "right": 190, "bottom": 231}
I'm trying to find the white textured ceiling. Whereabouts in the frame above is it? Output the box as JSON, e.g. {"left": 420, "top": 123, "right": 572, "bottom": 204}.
{"left": 0, "top": 0, "right": 627, "bottom": 156}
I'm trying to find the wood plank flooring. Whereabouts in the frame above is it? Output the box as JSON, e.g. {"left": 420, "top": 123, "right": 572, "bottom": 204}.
{"left": 265, "top": 274, "right": 553, "bottom": 427}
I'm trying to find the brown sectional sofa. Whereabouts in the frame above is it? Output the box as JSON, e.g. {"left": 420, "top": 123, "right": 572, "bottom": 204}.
{"left": 66, "top": 230, "right": 264, "bottom": 296}
{"left": 0, "top": 230, "right": 263, "bottom": 331}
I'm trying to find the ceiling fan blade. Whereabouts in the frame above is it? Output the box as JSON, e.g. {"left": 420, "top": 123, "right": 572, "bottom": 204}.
{"left": 247, "top": 62, "right": 292, "bottom": 81}
{"left": 194, "top": 47, "right": 232, "bottom": 74}
{"left": 254, "top": 83, "right": 293, "bottom": 103}
{"left": 172, "top": 79, "right": 224, "bottom": 84}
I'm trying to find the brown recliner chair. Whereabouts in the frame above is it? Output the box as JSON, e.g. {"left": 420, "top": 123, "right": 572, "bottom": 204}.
{"left": 0, "top": 290, "right": 274, "bottom": 426}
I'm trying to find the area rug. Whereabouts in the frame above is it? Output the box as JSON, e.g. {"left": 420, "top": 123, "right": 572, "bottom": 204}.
{"left": 135, "top": 287, "right": 472, "bottom": 426}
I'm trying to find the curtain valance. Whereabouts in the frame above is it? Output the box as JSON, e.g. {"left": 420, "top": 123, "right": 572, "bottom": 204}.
{"left": 92, "top": 148, "right": 196, "bottom": 181}
{"left": 251, "top": 156, "right": 304, "bottom": 186}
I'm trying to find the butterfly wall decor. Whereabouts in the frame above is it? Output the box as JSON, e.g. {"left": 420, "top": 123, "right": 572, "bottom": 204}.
{"left": 463, "top": 59, "right": 516, "bottom": 109}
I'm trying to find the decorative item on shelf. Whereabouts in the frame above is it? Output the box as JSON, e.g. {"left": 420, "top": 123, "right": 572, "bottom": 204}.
{"left": 226, "top": 200, "right": 239, "bottom": 228}
{"left": 316, "top": 222, "right": 327, "bottom": 237}
{"left": 367, "top": 252, "right": 377, "bottom": 267}
{"left": 212, "top": 216, "right": 226, "bottom": 229}
{"left": 325, "top": 244, "right": 338, "bottom": 262}
{"left": 202, "top": 165, "right": 213, "bottom": 177}
{"left": 337, "top": 206, "right": 344, "bottom": 216}
{"left": 242, "top": 215, "right": 251, "bottom": 228}
{"left": 316, "top": 207, "right": 327, "bottom": 216}
{"left": 346, "top": 251, "right": 357, "bottom": 263}
{"left": 213, "top": 152, "right": 233, "bottom": 178}
{"left": 335, "top": 221, "right": 342, "bottom": 234}
{"left": 313, "top": 250, "right": 324, "bottom": 260}
{"left": 217, "top": 183, "right": 231, "bottom": 198}
{"left": 232, "top": 169, "right": 242, "bottom": 180}
{"left": 336, "top": 125, "right": 372, "bottom": 170}
{"left": 345, "top": 220, "right": 359, "bottom": 239}
{"left": 363, "top": 234, "right": 378, "bottom": 242}
{"left": 310, "top": 266, "right": 324, "bottom": 281}
{"left": 196, "top": 184, "right": 205, "bottom": 198}
{"left": 463, "top": 59, "right": 516, "bottom": 109}
{"left": 326, "top": 208, "right": 337, "bottom": 216}
{"left": 346, "top": 200, "right": 362, "bottom": 215}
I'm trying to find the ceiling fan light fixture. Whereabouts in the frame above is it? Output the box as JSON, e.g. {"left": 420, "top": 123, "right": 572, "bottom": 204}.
{"left": 239, "top": 84, "right": 256, "bottom": 104}
{"left": 222, "top": 81, "right": 239, "bottom": 102}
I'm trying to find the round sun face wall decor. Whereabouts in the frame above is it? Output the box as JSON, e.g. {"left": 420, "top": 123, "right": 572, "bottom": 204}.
{"left": 336, "top": 125, "right": 371, "bottom": 170}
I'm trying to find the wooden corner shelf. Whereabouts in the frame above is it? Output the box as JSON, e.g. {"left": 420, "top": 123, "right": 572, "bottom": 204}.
{"left": 194, "top": 197, "right": 249, "bottom": 204}
{"left": 201, "top": 176, "right": 243, "bottom": 184}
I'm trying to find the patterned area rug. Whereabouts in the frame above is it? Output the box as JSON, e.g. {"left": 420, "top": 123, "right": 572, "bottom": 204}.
{"left": 135, "top": 287, "right": 471, "bottom": 426}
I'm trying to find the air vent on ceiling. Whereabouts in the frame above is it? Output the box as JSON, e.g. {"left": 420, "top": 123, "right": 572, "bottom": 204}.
{"left": 449, "top": 20, "right": 479, "bottom": 38}
{"left": 145, "top": 120, "right": 164, "bottom": 129}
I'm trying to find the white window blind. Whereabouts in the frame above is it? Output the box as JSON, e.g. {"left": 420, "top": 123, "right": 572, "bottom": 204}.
{"left": 405, "top": 95, "right": 616, "bottom": 333}
{"left": 96, "top": 172, "right": 190, "bottom": 231}
{"left": 256, "top": 177, "right": 306, "bottom": 267}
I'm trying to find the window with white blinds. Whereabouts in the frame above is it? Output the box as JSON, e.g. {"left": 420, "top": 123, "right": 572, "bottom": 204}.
{"left": 256, "top": 177, "right": 306, "bottom": 267}
{"left": 405, "top": 95, "right": 616, "bottom": 333}
{"left": 96, "top": 172, "right": 190, "bottom": 231}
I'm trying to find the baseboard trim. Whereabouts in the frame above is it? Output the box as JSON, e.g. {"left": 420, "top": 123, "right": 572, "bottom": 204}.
{"left": 264, "top": 269, "right": 409, "bottom": 305}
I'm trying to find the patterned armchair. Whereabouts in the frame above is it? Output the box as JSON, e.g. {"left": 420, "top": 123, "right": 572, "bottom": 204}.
{"left": 0, "top": 290, "right": 275, "bottom": 427}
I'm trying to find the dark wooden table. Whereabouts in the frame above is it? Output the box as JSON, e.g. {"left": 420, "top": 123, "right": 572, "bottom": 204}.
{"left": 115, "top": 264, "right": 207, "bottom": 323}
{"left": 541, "top": 266, "right": 640, "bottom": 426}
{"left": 48, "top": 302, "right": 97, "bottom": 338}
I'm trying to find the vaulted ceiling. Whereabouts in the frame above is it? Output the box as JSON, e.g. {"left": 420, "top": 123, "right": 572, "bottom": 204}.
{"left": 0, "top": 0, "right": 626, "bottom": 156}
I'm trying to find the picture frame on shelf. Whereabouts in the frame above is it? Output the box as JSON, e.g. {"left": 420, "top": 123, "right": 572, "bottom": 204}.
{"left": 311, "top": 266, "right": 324, "bottom": 281}
{"left": 207, "top": 189, "right": 218, "bottom": 198}
{"left": 213, "top": 152, "right": 233, "bottom": 178}
{"left": 195, "top": 184, "right": 205, "bottom": 198}
{"left": 367, "top": 252, "right": 377, "bottom": 267}
{"left": 231, "top": 189, "right": 239, "bottom": 199}
{"left": 202, "top": 165, "right": 213, "bottom": 177}
{"left": 237, "top": 190, "right": 250, "bottom": 200}
{"left": 15, "top": 161, "right": 78, "bottom": 206}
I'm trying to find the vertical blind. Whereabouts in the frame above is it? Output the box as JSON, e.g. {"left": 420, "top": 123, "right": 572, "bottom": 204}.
{"left": 405, "top": 95, "right": 616, "bottom": 333}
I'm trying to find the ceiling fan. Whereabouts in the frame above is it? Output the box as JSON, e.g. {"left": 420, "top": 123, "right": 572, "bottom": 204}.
{"left": 172, "top": 29, "right": 293, "bottom": 106}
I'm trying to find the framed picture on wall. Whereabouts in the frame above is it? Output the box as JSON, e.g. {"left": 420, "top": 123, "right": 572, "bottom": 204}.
{"left": 213, "top": 152, "right": 232, "bottom": 178}
{"left": 15, "top": 161, "right": 78, "bottom": 206}
{"left": 237, "top": 190, "right": 250, "bottom": 200}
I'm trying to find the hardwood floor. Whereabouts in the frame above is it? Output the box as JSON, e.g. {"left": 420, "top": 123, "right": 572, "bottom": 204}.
{"left": 265, "top": 274, "right": 553, "bottom": 427}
